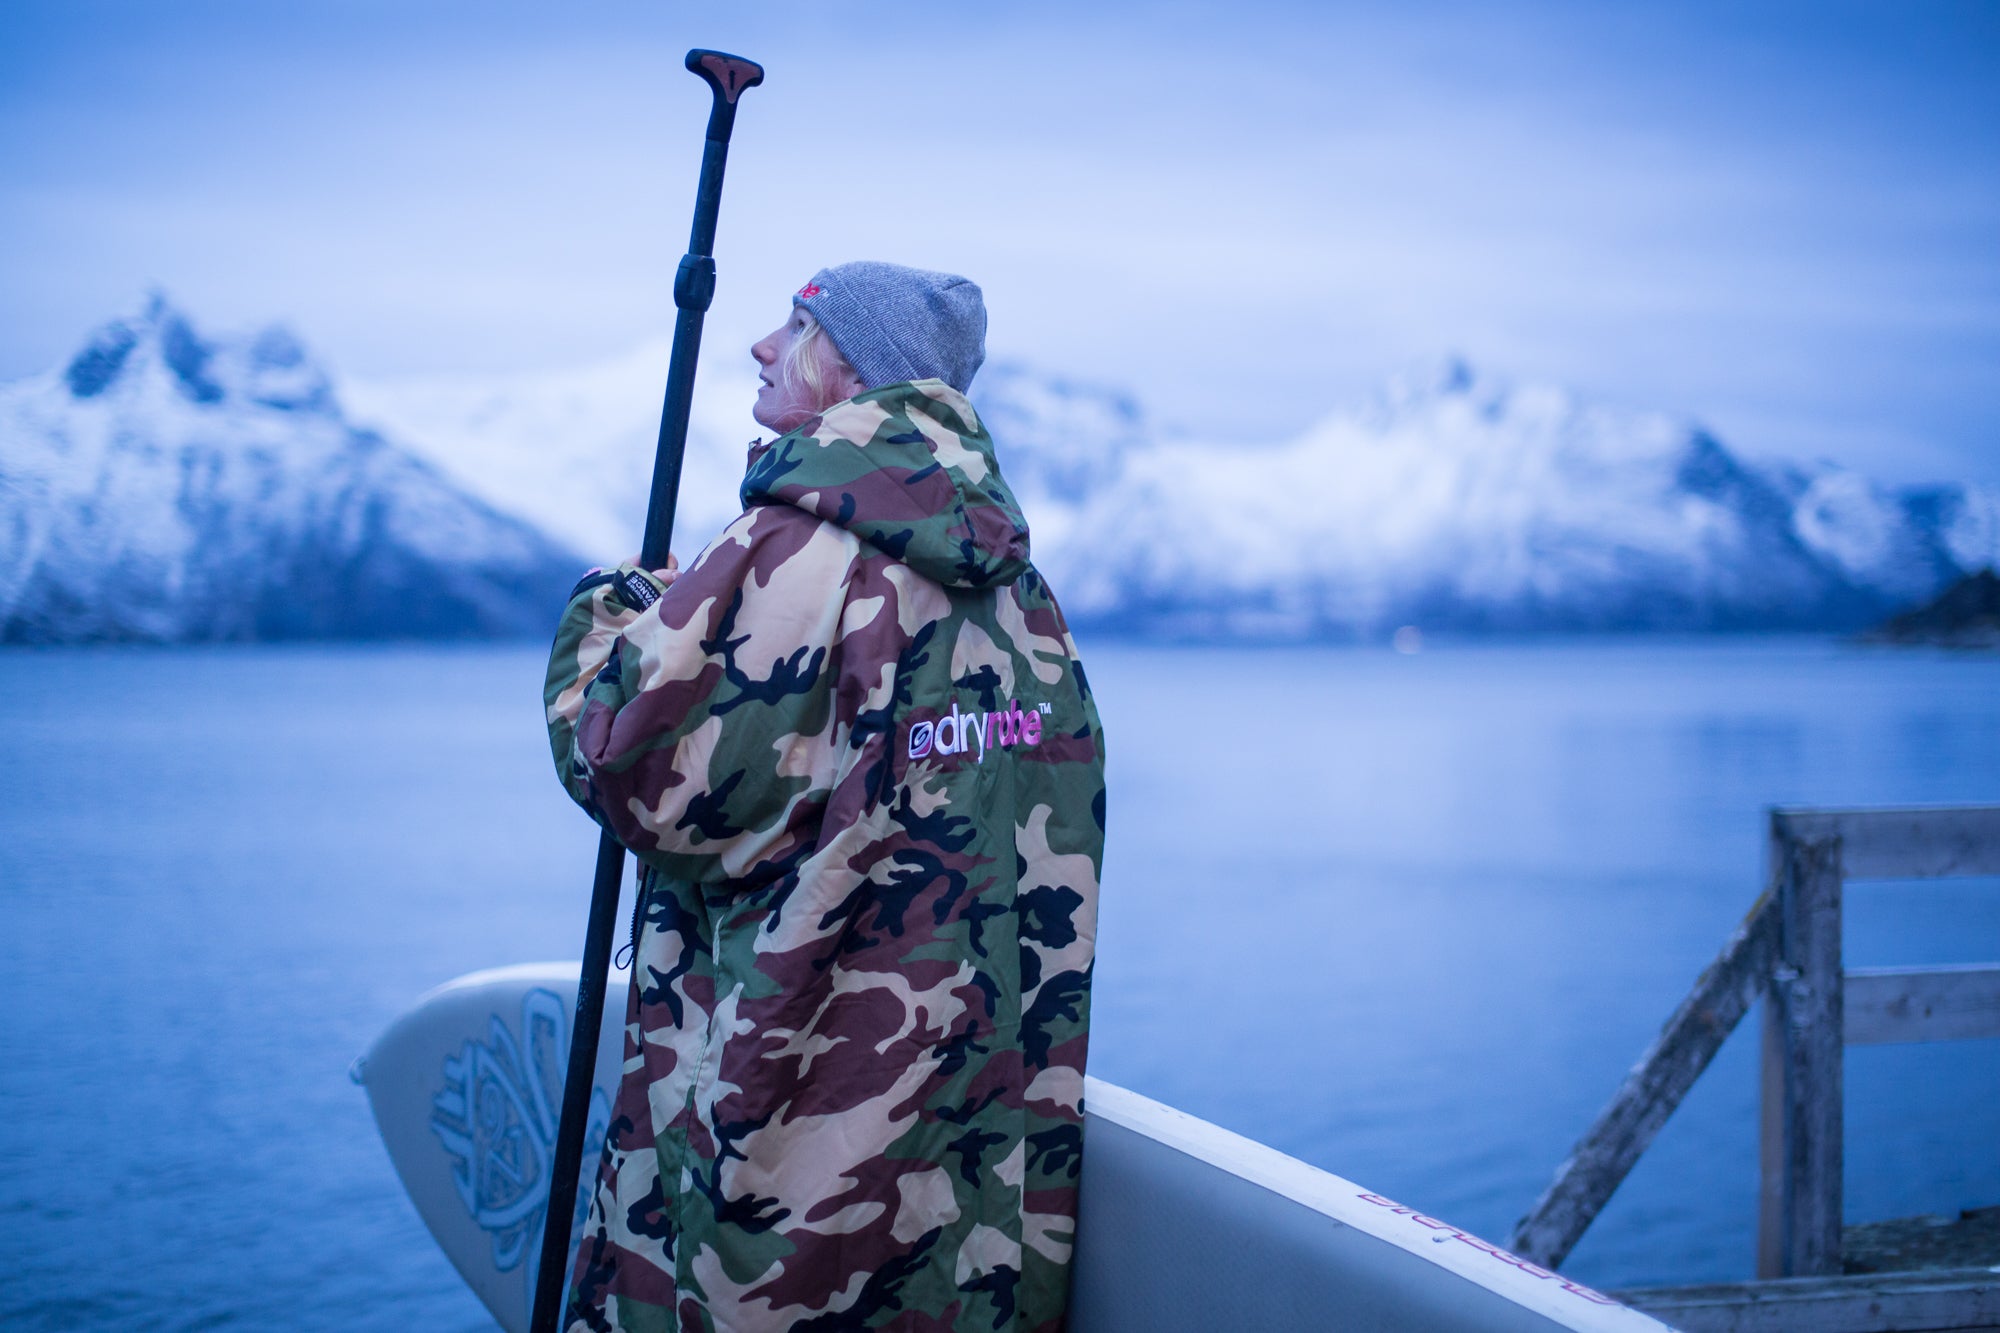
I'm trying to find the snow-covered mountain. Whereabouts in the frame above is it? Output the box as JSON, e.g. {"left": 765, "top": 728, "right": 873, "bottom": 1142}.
{"left": 7, "top": 295, "right": 1991, "bottom": 643}
{"left": 1026, "top": 359, "right": 2000, "bottom": 635}
{"left": 354, "top": 347, "right": 1999, "bottom": 638}
{"left": 345, "top": 339, "right": 758, "bottom": 564}
{"left": 0, "top": 297, "right": 583, "bottom": 642}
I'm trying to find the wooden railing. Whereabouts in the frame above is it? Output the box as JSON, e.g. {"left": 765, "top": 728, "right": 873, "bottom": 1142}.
{"left": 1509, "top": 804, "right": 2000, "bottom": 1279}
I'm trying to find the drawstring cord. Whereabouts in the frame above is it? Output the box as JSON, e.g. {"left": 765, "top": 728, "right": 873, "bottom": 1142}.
{"left": 615, "top": 864, "right": 648, "bottom": 971}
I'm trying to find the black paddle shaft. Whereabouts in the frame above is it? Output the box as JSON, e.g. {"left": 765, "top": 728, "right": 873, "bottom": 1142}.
{"left": 528, "top": 49, "right": 764, "bottom": 1333}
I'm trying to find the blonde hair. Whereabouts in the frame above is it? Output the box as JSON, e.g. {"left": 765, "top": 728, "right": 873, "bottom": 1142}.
{"left": 779, "top": 311, "right": 860, "bottom": 412}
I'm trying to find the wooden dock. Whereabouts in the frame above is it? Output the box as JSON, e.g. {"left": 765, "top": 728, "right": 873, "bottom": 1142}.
{"left": 1507, "top": 804, "right": 2000, "bottom": 1333}
{"left": 1619, "top": 1207, "right": 2000, "bottom": 1330}
{"left": 1615, "top": 1266, "right": 2000, "bottom": 1333}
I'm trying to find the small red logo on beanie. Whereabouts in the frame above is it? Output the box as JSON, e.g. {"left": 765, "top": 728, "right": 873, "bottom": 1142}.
{"left": 796, "top": 282, "right": 823, "bottom": 298}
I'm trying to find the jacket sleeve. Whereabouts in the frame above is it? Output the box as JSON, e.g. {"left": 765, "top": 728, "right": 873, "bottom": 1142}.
{"left": 543, "top": 505, "right": 859, "bottom": 884}
{"left": 544, "top": 563, "right": 665, "bottom": 808}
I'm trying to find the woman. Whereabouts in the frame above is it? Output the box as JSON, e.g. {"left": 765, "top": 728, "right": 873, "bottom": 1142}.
{"left": 544, "top": 261, "right": 1107, "bottom": 1333}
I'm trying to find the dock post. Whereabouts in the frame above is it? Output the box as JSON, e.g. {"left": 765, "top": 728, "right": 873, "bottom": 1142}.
{"left": 1756, "top": 813, "right": 1844, "bottom": 1278}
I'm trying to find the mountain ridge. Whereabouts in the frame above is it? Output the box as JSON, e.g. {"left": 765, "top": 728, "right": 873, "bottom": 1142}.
{"left": 354, "top": 344, "right": 1997, "bottom": 638}
{"left": 1025, "top": 355, "right": 1997, "bottom": 636}
{"left": 0, "top": 295, "right": 584, "bottom": 643}
{"left": 6, "top": 296, "right": 1994, "bottom": 643}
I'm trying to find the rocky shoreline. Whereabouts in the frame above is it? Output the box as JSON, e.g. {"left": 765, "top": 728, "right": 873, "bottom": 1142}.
{"left": 1864, "top": 568, "right": 2000, "bottom": 649}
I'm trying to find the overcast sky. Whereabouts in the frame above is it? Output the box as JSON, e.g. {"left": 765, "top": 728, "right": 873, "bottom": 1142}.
{"left": 3, "top": 0, "right": 1996, "bottom": 481}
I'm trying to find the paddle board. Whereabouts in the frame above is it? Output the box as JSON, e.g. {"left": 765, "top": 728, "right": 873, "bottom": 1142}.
{"left": 352, "top": 962, "right": 624, "bottom": 1333}
{"left": 357, "top": 963, "right": 1674, "bottom": 1332}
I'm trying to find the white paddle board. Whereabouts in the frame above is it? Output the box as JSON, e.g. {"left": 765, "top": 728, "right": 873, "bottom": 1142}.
{"left": 357, "top": 963, "right": 1673, "bottom": 1332}
{"left": 352, "top": 962, "right": 625, "bottom": 1333}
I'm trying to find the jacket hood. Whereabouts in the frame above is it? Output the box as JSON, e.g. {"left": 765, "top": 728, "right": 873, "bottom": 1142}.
{"left": 740, "top": 379, "right": 1030, "bottom": 588}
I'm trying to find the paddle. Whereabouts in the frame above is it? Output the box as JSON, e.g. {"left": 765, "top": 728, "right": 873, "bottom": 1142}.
{"left": 528, "top": 48, "right": 765, "bottom": 1333}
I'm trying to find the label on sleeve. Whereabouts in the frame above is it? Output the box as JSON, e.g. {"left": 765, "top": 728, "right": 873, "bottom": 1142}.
{"left": 614, "top": 569, "right": 661, "bottom": 613}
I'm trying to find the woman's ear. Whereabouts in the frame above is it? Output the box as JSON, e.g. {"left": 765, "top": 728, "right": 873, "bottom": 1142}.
{"left": 832, "top": 362, "right": 867, "bottom": 401}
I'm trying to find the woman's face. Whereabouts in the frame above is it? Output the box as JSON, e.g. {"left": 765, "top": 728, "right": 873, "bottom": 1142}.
{"left": 750, "top": 307, "right": 861, "bottom": 433}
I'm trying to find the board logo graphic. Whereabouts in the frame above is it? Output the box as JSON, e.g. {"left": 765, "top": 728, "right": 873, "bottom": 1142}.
{"left": 429, "top": 988, "right": 611, "bottom": 1309}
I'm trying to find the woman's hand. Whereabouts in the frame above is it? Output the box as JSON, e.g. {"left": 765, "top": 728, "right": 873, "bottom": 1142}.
{"left": 626, "top": 553, "right": 680, "bottom": 589}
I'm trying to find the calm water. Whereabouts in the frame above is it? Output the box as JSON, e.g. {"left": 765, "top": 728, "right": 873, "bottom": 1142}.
{"left": 1, "top": 638, "right": 1996, "bottom": 1329}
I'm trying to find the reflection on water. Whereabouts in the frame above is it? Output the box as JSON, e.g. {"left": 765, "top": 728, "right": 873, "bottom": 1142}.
{"left": 1, "top": 638, "right": 1996, "bottom": 1328}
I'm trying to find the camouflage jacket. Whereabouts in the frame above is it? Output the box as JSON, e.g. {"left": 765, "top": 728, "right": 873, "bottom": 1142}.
{"left": 544, "top": 379, "right": 1106, "bottom": 1333}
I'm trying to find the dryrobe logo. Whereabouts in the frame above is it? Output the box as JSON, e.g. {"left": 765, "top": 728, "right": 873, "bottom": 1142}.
{"left": 908, "top": 699, "right": 1050, "bottom": 763}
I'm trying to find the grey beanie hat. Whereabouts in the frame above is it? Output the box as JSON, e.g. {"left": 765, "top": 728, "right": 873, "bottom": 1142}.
{"left": 792, "top": 261, "right": 986, "bottom": 394}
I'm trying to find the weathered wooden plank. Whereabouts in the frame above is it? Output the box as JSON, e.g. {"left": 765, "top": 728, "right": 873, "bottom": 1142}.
{"left": 1769, "top": 822, "right": 1845, "bottom": 1278}
{"left": 1846, "top": 964, "right": 2000, "bottom": 1046}
{"left": 1756, "top": 994, "right": 1786, "bottom": 1279}
{"left": 1777, "top": 805, "right": 2000, "bottom": 880}
{"left": 1508, "top": 887, "right": 1781, "bottom": 1269}
{"left": 1846, "top": 1205, "right": 2000, "bottom": 1273}
{"left": 1616, "top": 1266, "right": 2000, "bottom": 1333}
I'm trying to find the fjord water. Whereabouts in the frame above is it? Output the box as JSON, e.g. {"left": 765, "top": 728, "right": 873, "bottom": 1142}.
{"left": 2, "top": 640, "right": 1995, "bottom": 1330}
